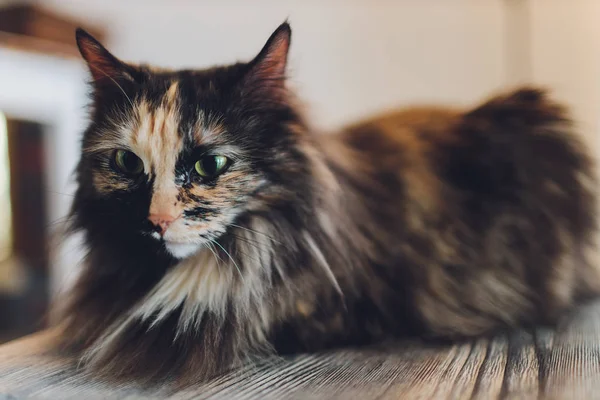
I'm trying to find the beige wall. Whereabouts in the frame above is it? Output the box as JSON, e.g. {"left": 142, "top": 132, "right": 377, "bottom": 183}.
{"left": 34, "top": 0, "right": 600, "bottom": 138}
{"left": 37, "top": 0, "right": 507, "bottom": 129}
{"left": 529, "top": 0, "right": 600, "bottom": 152}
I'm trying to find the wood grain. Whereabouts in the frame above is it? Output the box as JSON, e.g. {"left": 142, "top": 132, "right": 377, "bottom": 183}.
{"left": 1, "top": 300, "right": 600, "bottom": 399}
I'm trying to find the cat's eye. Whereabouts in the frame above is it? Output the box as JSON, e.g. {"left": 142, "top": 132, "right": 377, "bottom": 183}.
{"left": 194, "top": 155, "right": 230, "bottom": 179}
{"left": 114, "top": 150, "right": 144, "bottom": 175}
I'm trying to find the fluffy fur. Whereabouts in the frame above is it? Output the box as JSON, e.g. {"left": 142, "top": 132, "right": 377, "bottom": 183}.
{"left": 56, "top": 23, "right": 600, "bottom": 385}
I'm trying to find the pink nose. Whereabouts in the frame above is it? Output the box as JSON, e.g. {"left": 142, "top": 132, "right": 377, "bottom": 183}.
{"left": 148, "top": 213, "right": 179, "bottom": 235}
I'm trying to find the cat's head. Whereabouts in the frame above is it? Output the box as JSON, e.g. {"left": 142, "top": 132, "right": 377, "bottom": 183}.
{"left": 72, "top": 23, "right": 312, "bottom": 259}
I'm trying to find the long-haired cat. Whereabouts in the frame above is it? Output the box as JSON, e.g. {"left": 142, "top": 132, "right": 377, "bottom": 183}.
{"left": 56, "top": 22, "right": 599, "bottom": 384}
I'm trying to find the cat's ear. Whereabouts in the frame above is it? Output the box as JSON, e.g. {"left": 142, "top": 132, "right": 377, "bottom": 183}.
{"left": 243, "top": 22, "right": 291, "bottom": 98}
{"left": 75, "top": 28, "right": 136, "bottom": 87}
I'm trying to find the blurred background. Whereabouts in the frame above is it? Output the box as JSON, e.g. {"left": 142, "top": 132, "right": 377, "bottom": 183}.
{"left": 0, "top": 0, "right": 598, "bottom": 342}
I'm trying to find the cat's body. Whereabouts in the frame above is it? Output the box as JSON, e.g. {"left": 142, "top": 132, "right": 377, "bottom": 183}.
{"left": 57, "top": 23, "right": 599, "bottom": 384}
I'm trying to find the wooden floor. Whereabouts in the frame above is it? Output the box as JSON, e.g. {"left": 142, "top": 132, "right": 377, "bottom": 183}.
{"left": 1, "top": 301, "right": 600, "bottom": 399}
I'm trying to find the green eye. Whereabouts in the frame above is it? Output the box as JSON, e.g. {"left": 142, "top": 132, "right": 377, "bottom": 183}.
{"left": 194, "top": 155, "right": 229, "bottom": 178}
{"left": 114, "top": 150, "right": 144, "bottom": 175}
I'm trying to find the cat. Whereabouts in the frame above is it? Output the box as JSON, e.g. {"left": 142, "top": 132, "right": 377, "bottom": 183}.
{"left": 56, "top": 22, "right": 599, "bottom": 385}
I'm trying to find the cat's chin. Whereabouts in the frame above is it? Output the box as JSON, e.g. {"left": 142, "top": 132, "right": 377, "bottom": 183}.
{"left": 163, "top": 241, "right": 202, "bottom": 259}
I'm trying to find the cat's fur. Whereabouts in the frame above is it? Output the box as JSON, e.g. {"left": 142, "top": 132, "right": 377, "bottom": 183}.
{"left": 56, "top": 23, "right": 600, "bottom": 384}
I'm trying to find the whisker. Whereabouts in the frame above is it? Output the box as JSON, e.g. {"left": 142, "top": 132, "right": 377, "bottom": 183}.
{"left": 206, "top": 242, "right": 225, "bottom": 265}
{"left": 230, "top": 231, "right": 294, "bottom": 256}
{"left": 237, "top": 251, "right": 261, "bottom": 264}
{"left": 45, "top": 216, "right": 75, "bottom": 230}
{"left": 229, "top": 244, "right": 263, "bottom": 265}
{"left": 207, "top": 241, "right": 263, "bottom": 286}
{"left": 210, "top": 239, "right": 245, "bottom": 284}
{"left": 88, "top": 64, "right": 135, "bottom": 109}
{"left": 47, "top": 190, "right": 75, "bottom": 198}
{"left": 229, "top": 224, "right": 284, "bottom": 245}
{"left": 45, "top": 216, "right": 69, "bottom": 226}
{"left": 228, "top": 233, "right": 269, "bottom": 248}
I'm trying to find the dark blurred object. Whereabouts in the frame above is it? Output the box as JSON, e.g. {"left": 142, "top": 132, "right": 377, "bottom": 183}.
{"left": 0, "top": 2, "right": 107, "bottom": 344}
{"left": 0, "top": 119, "right": 49, "bottom": 343}
{"left": 7, "top": 119, "right": 48, "bottom": 275}
{"left": 0, "top": 3, "right": 104, "bottom": 58}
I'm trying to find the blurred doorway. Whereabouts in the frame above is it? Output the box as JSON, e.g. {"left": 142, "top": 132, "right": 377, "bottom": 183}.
{"left": 0, "top": 112, "right": 49, "bottom": 343}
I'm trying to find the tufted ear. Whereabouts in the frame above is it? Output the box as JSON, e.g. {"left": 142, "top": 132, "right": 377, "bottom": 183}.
{"left": 243, "top": 22, "right": 292, "bottom": 99}
{"left": 75, "top": 28, "right": 137, "bottom": 88}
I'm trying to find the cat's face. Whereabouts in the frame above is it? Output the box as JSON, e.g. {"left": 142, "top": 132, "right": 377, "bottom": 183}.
{"left": 74, "top": 24, "right": 308, "bottom": 259}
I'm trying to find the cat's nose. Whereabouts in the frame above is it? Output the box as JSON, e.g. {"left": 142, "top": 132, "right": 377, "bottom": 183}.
{"left": 148, "top": 213, "right": 180, "bottom": 235}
